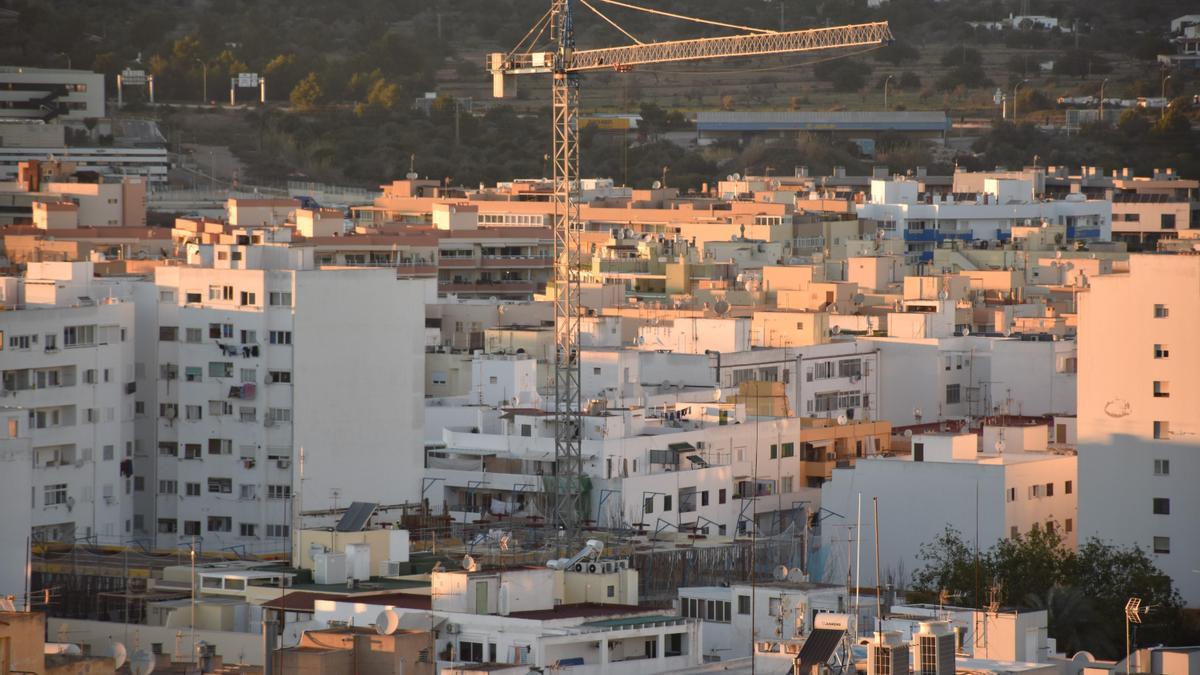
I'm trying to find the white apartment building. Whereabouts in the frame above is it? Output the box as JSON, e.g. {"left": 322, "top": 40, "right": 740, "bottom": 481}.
{"left": 0, "top": 67, "right": 105, "bottom": 121}
{"left": 819, "top": 427, "right": 1077, "bottom": 587}
{"left": 0, "top": 262, "right": 137, "bottom": 544}
{"left": 0, "top": 413, "right": 33, "bottom": 605}
{"left": 857, "top": 178, "right": 1112, "bottom": 263}
{"left": 144, "top": 243, "right": 428, "bottom": 551}
{"left": 1077, "top": 254, "right": 1200, "bottom": 605}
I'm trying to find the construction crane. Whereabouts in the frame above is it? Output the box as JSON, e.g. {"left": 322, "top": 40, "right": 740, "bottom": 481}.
{"left": 488, "top": 0, "right": 893, "bottom": 536}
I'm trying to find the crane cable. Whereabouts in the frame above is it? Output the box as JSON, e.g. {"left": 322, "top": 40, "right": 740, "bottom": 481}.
{"left": 594, "top": 0, "right": 776, "bottom": 34}
{"left": 579, "top": 0, "right": 644, "bottom": 45}
{"left": 507, "top": 7, "right": 555, "bottom": 59}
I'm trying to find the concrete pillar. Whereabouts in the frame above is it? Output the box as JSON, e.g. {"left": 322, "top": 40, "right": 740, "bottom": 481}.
{"left": 599, "top": 638, "right": 609, "bottom": 665}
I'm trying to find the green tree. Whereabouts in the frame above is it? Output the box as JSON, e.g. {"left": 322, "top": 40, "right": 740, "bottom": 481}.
{"left": 289, "top": 72, "right": 323, "bottom": 111}
{"left": 1024, "top": 585, "right": 1099, "bottom": 656}
{"left": 940, "top": 45, "right": 983, "bottom": 67}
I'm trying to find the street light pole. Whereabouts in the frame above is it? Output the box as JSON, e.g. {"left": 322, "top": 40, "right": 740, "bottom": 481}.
{"left": 883, "top": 74, "right": 894, "bottom": 111}
{"left": 1161, "top": 73, "right": 1172, "bottom": 119}
{"left": 1012, "top": 79, "right": 1029, "bottom": 121}
{"left": 195, "top": 59, "right": 208, "bottom": 104}
{"left": 56, "top": 52, "right": 72, "bottom": 70}
{"left": 1099, "top": 78, "right": 1110, "bottom": 125}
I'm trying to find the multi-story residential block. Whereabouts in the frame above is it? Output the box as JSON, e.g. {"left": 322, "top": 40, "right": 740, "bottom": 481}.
{"left": 820, "top": 423, "right": 1077, "bottom": 586}
{"left": 142, "top": 244, "right": 428, "bottom": 551}
{"left": 0, "top": 262, "right": 137, "bottom": 544}
{"left": 0, "top": 67, "right": 104, "bottom": 122}
{"left": 857, "top": 177, "right": 1112, "bottom": 263}
{"left": 1077, "top": 253, "right": 1200, "bottom": 605}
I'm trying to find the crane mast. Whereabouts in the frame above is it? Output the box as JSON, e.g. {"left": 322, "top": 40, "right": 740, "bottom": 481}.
{"left": 489, "top": 2, "right": 893, "bottom": 537}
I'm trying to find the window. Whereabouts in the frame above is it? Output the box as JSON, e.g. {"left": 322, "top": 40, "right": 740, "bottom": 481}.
{"left": 208, "top": 401, "right": 232, "bottom": 416}
{"left": 1006, "top": 487, "right": 1016, "bottom": 502}
{"left": 268, "top": 331, "right": 292, "bottom": 345}
{"left": 268, "top": 291, "right": 292, "bottom": 306}
{"left": 208, "top": 478, "right": 232, "bottom": 493}
{"left": 185, "top": 328, "right": 202, "bottom": 343}
{"left": 184, "top": 521, "right": 201, "bottom": 536}
{"left": 185, "top": 405, "right": 203, "bottom": 420}
{"left": 185, "top": 482, "right": 201, "bottom": 497}
{"left": 159, "top": 326, "right": 178, "bottom": 341}
{"left": 239, "top": 291, "right": 256, "bottom": 306}
{"left": 770, "top": 444, "right": 778, "bottom": 459}
{"left": 240, "top": 368, "right": 256, "bottom": 383}
{"left": 1011, "top": 526, "right": 1019, "bottom": 539}
{"left": 1150, "top": 380, "right": 1170, "bottom": 399}
{"left": 185, "top": 292, "right": 202, "bottom": 304}
{"left": 1065, "top": 518, "right": 1073, "bottom": 533}
{"left": 184, "top": 367, "right": 203, "bottom": 382}
{"left": 1153, "top": 304, "right": 1169, "bottom": 318}
{"left": 701, "top": 490, "right": 709, "bottom": 507}
{"left": 913, "top": 442, "right": 925, "bottom": 462}
{"left": 269, "top": 370, "right": 291, "bottom": 384}
{"left": 63, "top": 324, "right": 95, "bottom": 347}
{"left": 1154, "top": 459, "right": 1170, "bottom": 476}
{"left": 207, "top": 516, "right": 232, "bottom": 533}
{"left": 240, "top": 523, "right": 257, "bottom": 537}
{"left": 1153, "top": 421, "right": 1170, "bottom": 439}
{"left": 768, "top": 597, "right": 781, "bottom": 616}
{"left": 267, "top": 408, "right": 292, "bottom": 424}
{"left": 719, "top": 488, "right": 727, "bottom": 504}
{"left": 1029, "top": 484, "right": 1043, "bottom": 498}
{"left": 644, "top": 496, "right": 654, "bottom": 514}
{"left": 1161, "top": 214, "right": 1176, "bottom": 230}
{"left": 1153, "top": 498, "right": 1170, "bottom": 515}
{"left": 1154, "top": 344, "right": 1169, "bottom": 359}
{"left": 1065, "top": 480, "right": 1073, "bottom": 494}
{"left": 134, "top": 476, "right": 145, "bottom": 492}
{"left": 159, "top": 442, "right": 178, "bottom": 457}
{"left": 267, "top": 485, "right": 292, "bottom": 499}
{"left": 1153, "top": 536, "right": 1170, "bottom": 554}
{"left": 266, "top": 524, "right": 290, "bottom": 538}
{"left": 160, "top": 289, "right": 176, "bottom": 302}
{"left": 240, "top": 330, "right": 257, "bottom": 344}
{"left": 945, "top": 384, "right": 961, "bottom": 404}
{"left": 209, "top": 323, "right": 233, "bottom": 339}
{"left": 184, "top": 444, "right": 202, "bottom": 460}
{"left": 158, "top": 519, "right": 177, "bottom": 534}
{"left": 781, "top": 476, "right": 793, "bottom": 493}
{"left": 208, "top": 439, "right": 232, "bottom": 455}
{"left": 209, "top": 285, "right": 233, "bottom": 301}
{"left": 1045, "top": 482, "right": 1054, "bottom": 497}
{"left": 679, "top": 487, "right": 696, "bottom": 513}
{"left": 738, "top": 595, "right": 751, "bottom": 615}
{"left": 103, "top": 445, "right": 114, "bottom": 461}
{"left": 837, "top": 359, "right": 862, "bottom": 378}
{"left": 781, "top": 442, "right": 794, "bottom": 458}
{"left": 159, "top": 480, "right": 178, "bottom": 494}
{"left": 44, "top": 483, "right": 68, "bottom": 506}
{"left": 663, "top": 495, "right": 672, "bottom": 511}
{"left": 461, "top": 641, "right": 488, "bottom": 663}
{"left": 208, "top": 362, "right": 233, "bottom": 378}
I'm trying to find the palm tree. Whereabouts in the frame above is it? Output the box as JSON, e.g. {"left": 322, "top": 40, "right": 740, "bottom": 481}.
{"left": 1025, "top": 585, "right": 1105, "bottom": 656}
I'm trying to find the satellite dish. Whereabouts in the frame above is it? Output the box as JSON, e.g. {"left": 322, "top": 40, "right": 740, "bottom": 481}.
{"left": 652, "top": 180, "right": 663, "bottom": 189}
{"left": 836, "top": 414, "right": 849, "bottom": 426}
{"left": 129, "top": 649, "right": 156, "bottom": 675}
{"left": 831, "top": 325, "right": 841, "bottom": 335}
{"left": 712, "top": 387, "right": 723, "bottom": 402}
{"left": 732, "top": 173, "right": 741, "bottom": 180}
{"left": 913, "top": 407, "right": 923, "bottom": 421}
{"left": 962, "top": 326, "right": 970, "bottom": 336}
{"left": 461, "top": 554, "right": 478, "bottom": 572}
{"left": 904, "top": 429, "right": 913, "bottom": 438}
{"left": 787, "top": 568, "right": 807, "bottom": 583}
{"left": 109, "top": 642, "right": 128, "bottom": 670}
{"left": 852, "top": 293, "right": 865, "bottom": 304}
{"left": 773, "top": 565, "right": 790, "bottom": 581}
{"left": 376, "top": 609, "right": 400, "bottom": 635}
{"left": 726, "top": 175, "right": 735, "bottom": 181}
{"left": 713, "top": 299, "right": 730, "bottom": 316}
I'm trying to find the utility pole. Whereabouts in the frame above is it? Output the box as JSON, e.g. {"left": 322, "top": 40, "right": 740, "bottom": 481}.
{"left": 1161, "top": 72, "right": 1172, "bottom": 119}
{"left": 883, "top": 74, "right": 894, "bottom": 111}
{"left": 195, "top": 58, "right": 207, "bottom": 103}
{"left": 1099, "top": 78, "right": 1109, "bottom": 125}
{"left": 1012, "top": 79, "right": 1029, "bottom": 121}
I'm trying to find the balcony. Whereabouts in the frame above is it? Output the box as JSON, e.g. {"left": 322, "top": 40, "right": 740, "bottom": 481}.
{"left": 480, "top": 255, "right": 553, "bottom": 268}
{"left": 438, "top": 281, "right": 536, "bottom": 294}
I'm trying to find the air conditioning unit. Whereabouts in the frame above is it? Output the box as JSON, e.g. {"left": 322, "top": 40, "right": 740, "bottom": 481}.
{"left": 276, "top": 459, "right": 291, "bottom": 469}
{"left": 380, "top": 560, "right": 405, "bottom": 577}
{"left": 574, "top": 563, "right": 585, "bottom": 572}
{"left": 444, "top": 623, "right": 460, "bottom": 635}
{"left": 264, "top": 418, "right": 275, "bottom": 427}
{"left": 616, "top": 559, "right": 628, "bottom": 570}
{"left": 587, "top": 563, "right": 599, "bottom": 574}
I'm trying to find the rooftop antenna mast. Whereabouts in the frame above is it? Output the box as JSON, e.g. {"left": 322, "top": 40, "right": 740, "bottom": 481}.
{"left": 489, "top": 0, "right": 893, "bottom": 539}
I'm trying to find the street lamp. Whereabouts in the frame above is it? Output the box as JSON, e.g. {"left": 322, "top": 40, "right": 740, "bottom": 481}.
{"left": 1160, "top": 73, "right": 1172, "bottom": 119}
{"left": 194, "top": 59, "right": 208, "bottom": 104}
{"left": 1098, "top": 78, "right": 1110, "bottom": 125}
{"left": 1012, "top": 79, "right": 1029, "bottom": 121}
{"left": 55, "top": 52, "right": 72, "bottom": 70}
{"left": 883, "top": 74, "right": 894, "bottom": 111}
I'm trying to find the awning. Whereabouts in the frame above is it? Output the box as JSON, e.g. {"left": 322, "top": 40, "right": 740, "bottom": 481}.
{"left": 668, "top": 442, "right": 696, "bottom": 452}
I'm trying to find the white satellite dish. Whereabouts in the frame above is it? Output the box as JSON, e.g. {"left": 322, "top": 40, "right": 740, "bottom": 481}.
{"left": 376, "top": 609, "right": 400, "bottom": 635}
{"left": 712, "top": 387, "right": 723, "bottom": 402}
{"left": 831, "top": 325, "right": 841, "bottom": 335}
{"left": 732, "top": 172, "right": 742, "bottom": 180}
{"left": 461, "top": 554, "right": 478, "bottom": 572}
{"left": 787, "top": 568, "right": 807, "bottom": 583}
{"left": 773, "top": 565, "right": 790, "bottom": 581}
{"left": 904, "top": 429, "right": 913, "bottom": 438}
{"left": 962, "top": 326, "right": 970, "bottom": 336}
{"left": 652, "top": 180, "right": 663, "bottom": 189}
{"left": 129, "top": 649, "right": 156, "bottom": 675}
{"left": 836, "top": 414, "right": 849, "bottom": 426}
{"left": 109, "top": 641, "right": 128, "bottom": 670}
